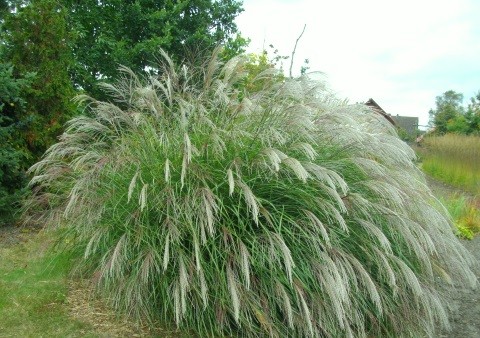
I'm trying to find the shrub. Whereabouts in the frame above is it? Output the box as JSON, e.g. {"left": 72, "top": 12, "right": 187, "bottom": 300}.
{"left": 0, "top": 63, "right": 31, "bottom": 226}
{"left": 440, "top": 195, "right": 480, "bottom": 240}
{"left": 25, "top": 52, "right": 476, "bottom": 337}
{"left": 0, "top": 121, "right": 28, "bottom": 226}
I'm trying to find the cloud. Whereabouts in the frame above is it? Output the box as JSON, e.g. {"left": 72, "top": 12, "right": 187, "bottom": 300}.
{"left": 236, "top": 0, "right": 480, "bottom": 127}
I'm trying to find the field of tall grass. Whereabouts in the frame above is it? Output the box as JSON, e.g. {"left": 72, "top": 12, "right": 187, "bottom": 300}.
{"left": 420, "top": 134, "right": 480, "bottom": 194}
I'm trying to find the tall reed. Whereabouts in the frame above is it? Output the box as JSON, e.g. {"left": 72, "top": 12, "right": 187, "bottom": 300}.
{"left": 24, "top": 51, "right": 476, "bottom": 337}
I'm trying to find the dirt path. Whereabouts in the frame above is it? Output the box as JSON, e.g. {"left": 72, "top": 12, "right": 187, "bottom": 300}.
{"left": 425, "top": 175, "right": 480, "bottom": 338}
{"left": 440, "top": 236, "right": 480, "bottom": 338}
{"left": 426, "top": 175, "right": 478, "bottom": 200}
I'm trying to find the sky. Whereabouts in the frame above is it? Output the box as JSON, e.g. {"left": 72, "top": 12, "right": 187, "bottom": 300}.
{"left": 235, "top": 0, "right": 480, "bottom": 128}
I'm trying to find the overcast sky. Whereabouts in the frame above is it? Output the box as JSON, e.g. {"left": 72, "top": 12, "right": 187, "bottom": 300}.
{"left": 235, "top": 0, "right": 480, "bottom": 127}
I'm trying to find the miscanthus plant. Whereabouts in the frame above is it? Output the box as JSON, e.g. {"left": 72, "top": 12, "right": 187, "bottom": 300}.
{"left": 25, "top": 51, "right": 476, "bottom": 337}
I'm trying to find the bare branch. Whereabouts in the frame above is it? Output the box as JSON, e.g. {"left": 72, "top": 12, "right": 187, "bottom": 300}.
{"left": 289, "top": 24, "right": 306, "bottom": 78}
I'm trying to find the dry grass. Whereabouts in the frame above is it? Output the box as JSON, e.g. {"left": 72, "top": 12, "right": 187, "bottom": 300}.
{"left": 66, "top": 279, "right": 181, "bottom": 337}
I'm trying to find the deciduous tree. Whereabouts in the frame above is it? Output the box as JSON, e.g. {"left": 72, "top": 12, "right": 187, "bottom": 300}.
{"left": 429, "top": 90, "right": 480, "bottom": 135}
{"left": 465, "top": 91, "right": 480, "bottom": 134}
{"left": 64, "top": 0, "right": 246, "bottom": 98}
{"left": 429, "top": 90, "right": 464, "bottom": 134}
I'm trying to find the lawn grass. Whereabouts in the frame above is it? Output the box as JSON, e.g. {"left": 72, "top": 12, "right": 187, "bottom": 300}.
{"left": 420, "top": 134, "right": 480, "bottom": 194}
{"left": 0, "top": 229, "right": 179, "bottom": 338}
{"left": 0, "top": 229, "right": 98, "bottom": 337}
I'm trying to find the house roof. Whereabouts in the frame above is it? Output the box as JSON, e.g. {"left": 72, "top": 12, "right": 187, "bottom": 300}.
{"left": 364, "top": 98, "right": 397, "bottom": 126}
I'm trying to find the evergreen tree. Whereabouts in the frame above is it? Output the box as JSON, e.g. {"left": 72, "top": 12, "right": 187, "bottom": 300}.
{"left": 0, "top": 62, "right": 33, "bottom": 225}
{"left": 2, "top": 0, "right": 76, "bottom": 158}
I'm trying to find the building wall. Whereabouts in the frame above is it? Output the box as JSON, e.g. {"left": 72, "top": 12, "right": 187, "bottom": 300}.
{"left": 392, "top": 116, "right": 419, "bottom": 136}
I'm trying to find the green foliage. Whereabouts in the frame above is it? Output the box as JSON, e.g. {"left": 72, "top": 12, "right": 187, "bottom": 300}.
{"left": 440, "top": 195, "right": 480, "bottom": 240}
{"left": 429, "top": 90, "right": 464, "bottom": 134}
{"left": 25, "top": 53, "right": 476, "bottom": 337}
{"left": 1, "top": 0, "right": 246, "bottom": 157}
{"left": 63, "top": 0, "right": 246, "bottom": 98}
{"left": 446, "top": 114, "right": 469, "bottom": 134}
{"left": 396, "top": 126, "right": 414, "bottom": 142}
{"left": 0, "top": 62, "right": 32, "bottom": 225}
{"left": 421, "top": 134, "right": 480, "bottom": 194}
{"left": 238, "top": 45, "right": 313, "bottom": 94}
{"left": 220, "top": 33, "right": 250, "bottom": 61}
{"left": 300, "top": 58, "right": 310, "bottom": 75}
{"left": 0, "top": 117, "right": 28, "bottom": 226}
{"left": 465, "top": 91, "right": 480, "bottom": 134}
{"left": 2, "top": 0, "right": 76, "bottom": 158}
{"left": 239, "top": 50, "right": 285, "bottom": 93}
{"left": 0, "top": 62, "right": 34, "bottom": 116}
{"left": 429, "top": 90, "right": 480, "bottom": 135}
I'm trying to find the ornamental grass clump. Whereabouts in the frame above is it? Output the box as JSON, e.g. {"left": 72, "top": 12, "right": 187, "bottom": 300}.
{"left": 25, "top": 51, "right": 476, "bottom": 337}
